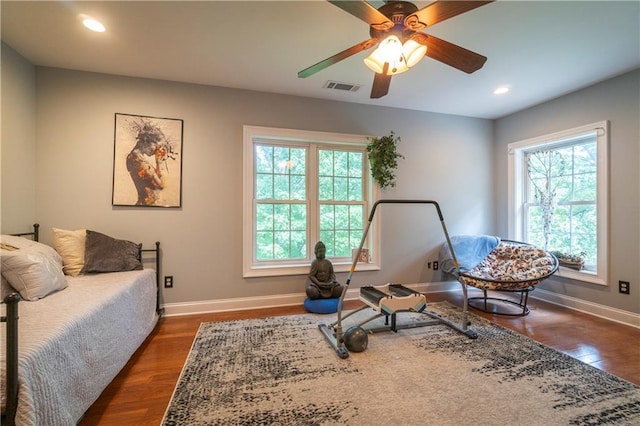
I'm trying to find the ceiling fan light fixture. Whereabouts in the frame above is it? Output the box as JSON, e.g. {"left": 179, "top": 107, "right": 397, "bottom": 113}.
{"left": 402, "top": 38, "right": 427, "bottom": 68}
{"left": 364, "top": 35, "right": 409, "bottom": 75}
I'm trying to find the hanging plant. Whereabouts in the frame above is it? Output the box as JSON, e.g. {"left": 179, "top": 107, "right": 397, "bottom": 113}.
{"left": 366, "top": 131, "right": 404, "bottom": 189}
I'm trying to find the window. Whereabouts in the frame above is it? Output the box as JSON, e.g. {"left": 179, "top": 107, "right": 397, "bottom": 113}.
{"left": 508, "top": 121, "right": 608, "bottom": 285}
{"left": 243, "top": 126, "right": 379, "bottom": 277}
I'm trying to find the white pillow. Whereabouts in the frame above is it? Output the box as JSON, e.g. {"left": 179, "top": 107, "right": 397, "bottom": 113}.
{"left": 52, "top": 228, "right": 86, "bottom": 276}
{"left": 0, "top": 236, "right": 67, "bottom": 301}
{"left": 1, "top": 234, "right": 63, "bottom": 262}
{"left": 1, "top": 274, "right": 16, "bottom": 298}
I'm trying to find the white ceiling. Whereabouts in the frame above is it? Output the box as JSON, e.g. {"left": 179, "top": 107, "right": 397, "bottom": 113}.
{"left": 2, "top": 1, "right": 639, "bottom": 119}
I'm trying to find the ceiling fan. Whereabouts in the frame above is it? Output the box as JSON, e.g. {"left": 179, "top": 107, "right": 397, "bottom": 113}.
{"left": 298, "top": 0, "right": 494, "bottom": 99}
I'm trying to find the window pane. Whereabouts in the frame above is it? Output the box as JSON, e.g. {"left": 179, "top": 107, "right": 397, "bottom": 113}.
{"left": 273, "top": 175, "right": 290, "bottom": 199}
{"left": 291, "top": 175, "right": 306, "bottom": 200}
{"left": 320, "top": 204, "right": 334, "bottom": 230}
{"left": 573, "top": 172, "right": 596, "bottom": 201}
{"left": 348, "top": 152, "right": 363, "bottom": 177}
{"left": 274, "top": 231, "right": 291, "bottom": 259}
{"left": 319, "top": 230, "right": 335, "bottom": 256}
{"left": 350, "top": 230, "right": 363, "bottom": 250}
{"left": 334, "top": 230, "right": 350, "bottom": 257}
{"left": 334, "top": 151, "right": 348, "bottom": 177}
{"left": 273, "top": 204, "right": 291, "bottom": 231}
{"left": 334, "top": 177, "right": 348, "bottom": 201}
{"left": 554, "top": 174, "right": 572, "bottom": 203}
{"left": 334, "top": 204, "right": 349, "bottom": 230}
{"left": 319, "top": 150, "right": 333, "bottom": 175}
{"left": 256, "top": 144, "right": 307, "bottom": 202}
{"left": 255, "top": 145, "right": 273, "bottom": 173}
{"left": 524, "top": 139, "right": 598, "bottom": 270}
{"left": 290, "top": 231, "right": 306, "bottom": 258}
{"left": 256, "top": 204, "right": 273, "bottom": 231}
{"left": 319, "top": 203, "right": 365, "bottom": 257}
{"left": 273, "top": 147, "right": 290, "bottom": 172}
{"left": 256, "top": 202, "right": 307, "bottom": 261}
{"left": 290, "top": 148, "right": 306, "bottom": 175}
{"left": 256, "top": 231, "right": 274, "bottom": 259}
{"left": 348, "top": 178, "right": 363, "bottom": 201}
{"left": 574, "top": 143, "right": 596, "bottom": 172}
{"left": 319, "top": 176, "right": 333, "bottom": 200}
{"left": 255, "top": 173, "right": 273, "bottom": 199}
{"left": 291, "top": 204, "right": 307, "bottom": 231}
{"left": 349, "top": 205, "right": 363, "bottom": 229}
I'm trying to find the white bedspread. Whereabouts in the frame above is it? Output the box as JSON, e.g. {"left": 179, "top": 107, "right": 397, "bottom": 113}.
{"left": 1, "top": 269, "right": 158, "bottom": 425}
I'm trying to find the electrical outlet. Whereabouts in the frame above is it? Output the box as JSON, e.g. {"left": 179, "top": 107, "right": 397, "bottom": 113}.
{"left": 619, "top": 280, "right": 630, "bottom": 294}
{"left": 433, "top": 261, "right": 439, "bottom": 271}
{"left": 164, "top": 276, "right": 174, "bottom": 288}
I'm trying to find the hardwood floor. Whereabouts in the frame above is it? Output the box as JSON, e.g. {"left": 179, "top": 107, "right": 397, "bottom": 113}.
{"left": 80, "top": 292, "right": 640, "bottom": 425}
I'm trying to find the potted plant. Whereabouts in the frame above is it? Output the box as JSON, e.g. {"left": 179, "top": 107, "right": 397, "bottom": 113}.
{"left": 366, "top": 131, "right": 404, "bottom": 189}
{"left": 551, "top": 251, "right": 586, "bottom": 270}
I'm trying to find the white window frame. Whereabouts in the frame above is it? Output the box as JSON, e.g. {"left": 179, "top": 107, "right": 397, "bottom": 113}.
{"left": 507, "top": 121, "right": 609, "bottom": 285}
{"left": 243, "top": 125, "right": 381, "bottom": 278}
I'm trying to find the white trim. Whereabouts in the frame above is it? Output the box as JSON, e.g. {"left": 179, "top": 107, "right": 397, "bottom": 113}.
{"left": 531, "top": 288, "right": 640, "bottom": 329}
{"left": 161, "top": 281, "right": 464, "bottom": 317}
{"left": 242, "top": 125, "right": 381, "bottom": 278}
{"left": 507, "top": 120, "right": 609, "bottom": 286}
{"left": 162, "top": 283, "right": 640, "bottom": 329}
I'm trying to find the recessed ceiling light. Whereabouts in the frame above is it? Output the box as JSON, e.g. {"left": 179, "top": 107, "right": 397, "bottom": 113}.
{"left": 82, "top": 17, "right": 106, "bottom": 33}
{"left": 493, "top": 86, "right": 510, "bottom": 95}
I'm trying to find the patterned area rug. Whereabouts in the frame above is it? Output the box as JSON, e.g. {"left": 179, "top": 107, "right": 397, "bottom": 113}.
{"left": 162, "top": 302, "right": 640, "bottom": 425}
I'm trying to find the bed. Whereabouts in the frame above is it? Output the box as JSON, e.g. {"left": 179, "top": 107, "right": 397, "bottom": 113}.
{"left": 439, "top": 235, "right": 559, "bottom": 315}
{"left": 1, "top": 225, "right": 162, "bottom": 426}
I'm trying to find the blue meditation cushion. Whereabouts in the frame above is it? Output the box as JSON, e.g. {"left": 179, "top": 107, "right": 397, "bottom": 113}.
{"left": 304, "top": 297, "right": 340, "bottom": 314}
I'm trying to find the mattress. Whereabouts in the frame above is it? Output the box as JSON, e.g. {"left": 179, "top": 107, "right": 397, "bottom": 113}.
{"left": 1, "top": 269, "right": 158, "bottom": 425}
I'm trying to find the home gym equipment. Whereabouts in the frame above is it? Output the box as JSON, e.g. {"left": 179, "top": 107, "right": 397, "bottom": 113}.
{"left": 343, "top": 326, "right": 368, "bottom": 352}
{"left": 318, "top": 199, "right": 478, "bottom": 359}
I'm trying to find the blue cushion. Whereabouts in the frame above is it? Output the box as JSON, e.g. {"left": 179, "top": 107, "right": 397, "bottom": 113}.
{"left": 304, "top": 297, "right": 340, "bottom": 314}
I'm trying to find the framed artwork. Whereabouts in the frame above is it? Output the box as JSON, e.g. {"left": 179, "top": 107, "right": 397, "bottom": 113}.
{"left": 112, "top": 113, "right": 183, "bottom": 207}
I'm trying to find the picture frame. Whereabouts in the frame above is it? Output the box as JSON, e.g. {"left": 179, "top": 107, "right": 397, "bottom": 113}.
{"left": 112, "top": 113, "right": 183, "bottom": 207}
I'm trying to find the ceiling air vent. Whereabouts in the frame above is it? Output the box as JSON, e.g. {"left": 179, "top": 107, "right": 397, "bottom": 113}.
{"left": 324, "top": 81, "right": 361, "bottom": 92}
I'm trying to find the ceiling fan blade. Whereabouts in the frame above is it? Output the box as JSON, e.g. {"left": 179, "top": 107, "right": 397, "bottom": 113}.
{"left": 405, "top": 1, "right": 494, "bottom": 31}
{"left": 414, "top": 33, "right": 487, "bottom": 74}
{"left": 370, "top": 63, "right": 392, "bottom": 99}
{"left": 298, "top": 38, "right": 377, "bottom": 78}
{"left": 328, "top": 0, "right": 394, "bottom": 31}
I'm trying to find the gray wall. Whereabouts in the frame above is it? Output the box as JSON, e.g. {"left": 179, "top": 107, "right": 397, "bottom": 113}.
{"left": 1, "top": 44, "right": 494, "bottom": 304}
{"left": 3, "top": 41, "right": 638, "bottom": 315}
{"left": 1, "top": 42, "right": 37, "bottom": 230}
{"left": 494, "top": 69, "right": 640, "bottom": 314}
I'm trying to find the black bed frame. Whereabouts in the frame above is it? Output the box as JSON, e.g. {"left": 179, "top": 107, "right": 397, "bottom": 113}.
{"left": 1, "top": 224, "right": 163, "bottom": 426}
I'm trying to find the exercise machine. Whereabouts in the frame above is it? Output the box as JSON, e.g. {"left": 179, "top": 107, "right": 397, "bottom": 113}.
{"left": 318, "top": 199, "right": 478, "bottom": 359}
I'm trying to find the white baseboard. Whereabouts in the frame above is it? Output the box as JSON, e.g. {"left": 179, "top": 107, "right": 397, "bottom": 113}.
{"left": 530, "top": 288, "right": 640, "bottom": 329}
{"left": 162, "top": 282, "right": 640, "bottom": 329}
{"left": 161, "top": 281, "right": 463, "bottom": 317}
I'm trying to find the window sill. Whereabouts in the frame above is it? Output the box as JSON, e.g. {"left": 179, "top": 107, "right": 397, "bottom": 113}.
{"left": 554, "top": 266, "right": 606, "bottom": 286}
{"left": 243, "top": 261, "right": 381, "bottom": 278}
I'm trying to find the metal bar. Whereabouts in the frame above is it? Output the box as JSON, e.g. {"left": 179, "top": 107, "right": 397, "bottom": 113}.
{"left": 3, "top": 293, "right": 21, "bottom": 426}
{"left": 140, "top": 241, "right": 163, "bottom": 315}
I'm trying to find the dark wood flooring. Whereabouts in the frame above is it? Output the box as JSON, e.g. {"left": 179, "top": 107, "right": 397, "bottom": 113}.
{"left": 79, "top": 292, "right": 640, "bottom": 425}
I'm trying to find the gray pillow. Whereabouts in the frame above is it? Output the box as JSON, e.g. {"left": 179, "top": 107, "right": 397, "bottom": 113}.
{"left": 82, "top": 230, "right": 142, "bottom": 273}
